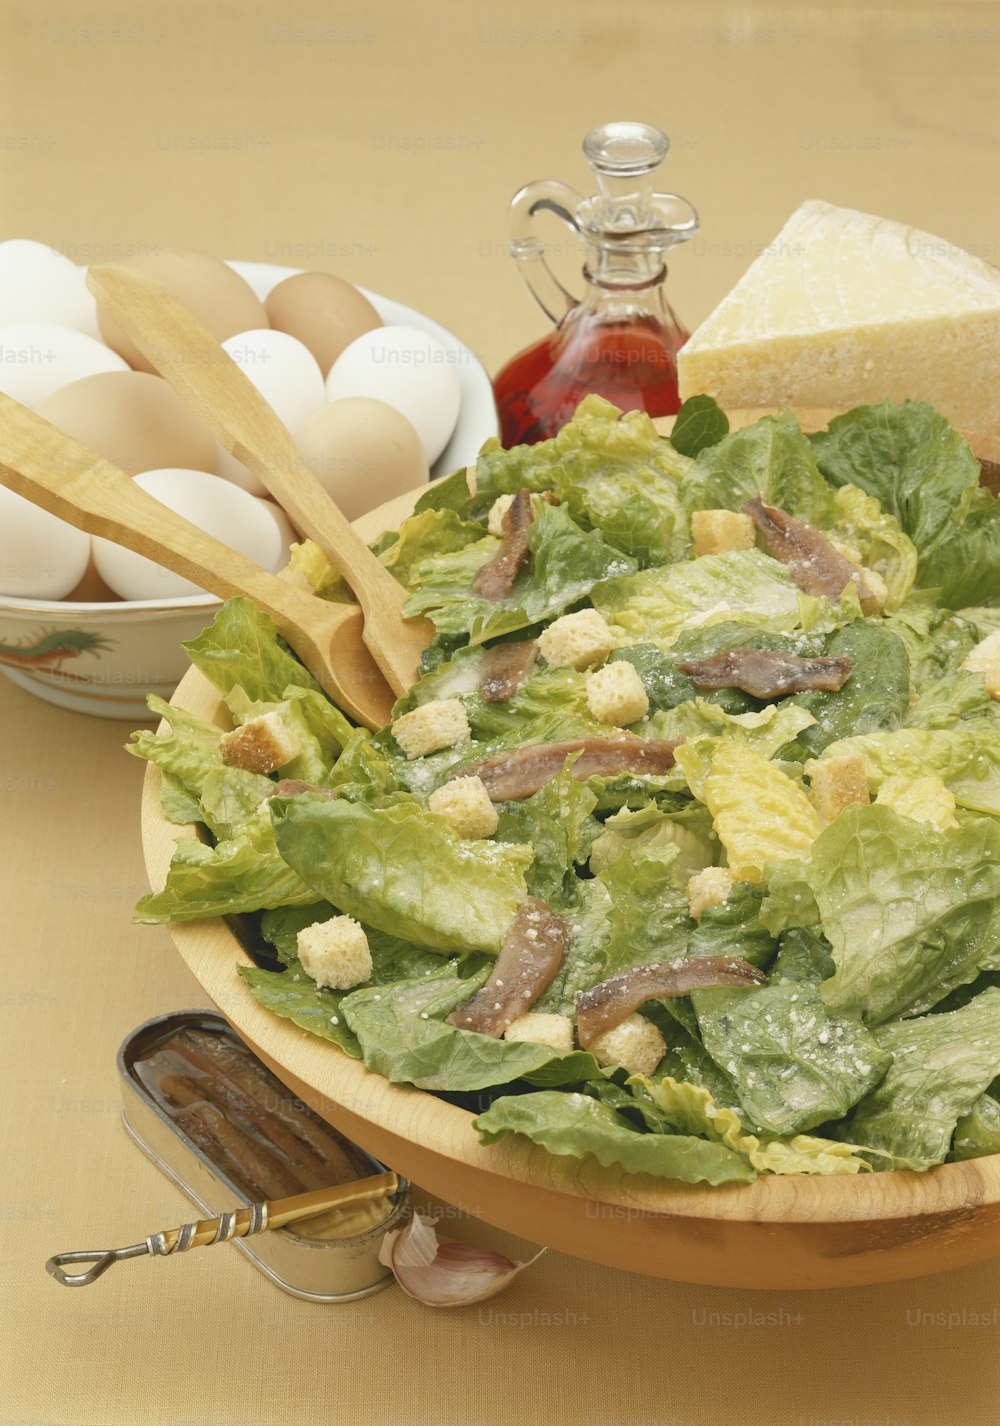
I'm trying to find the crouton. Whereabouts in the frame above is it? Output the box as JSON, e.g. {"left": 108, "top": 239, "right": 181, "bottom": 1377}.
{"left": 487, "top": 493, "right": 515, "bottom": 538}
{"left": 809, "top": 753, "right": 870, "bottom": 823}
{"left": 503, "top": 1012, "right": 575, "bottom": 1054}
{"left": 589, "top": 1013, "right": 666, "bottom": 1076}
{"left": 427, "top": 775, "right": 498, "bottom": 838}
{"left": 219, "top": 711, "right": 300, "bottom": 774}
{"left": 538, "top": 609, "right": 615, "bottom": 671}
{"left": 391, "top": 699, "right": 471, "bottom": 760}
{"left": 690, "top": 509, "right": 756, "bottom": 557}
{"left": 585, "top": 660, "right": 649, "bottom": 727}
{"left": 686, "top": 866, "right": 736, "bottom": 921}
{"left": 296, "top": 915, "right": 372, "bottom": 991}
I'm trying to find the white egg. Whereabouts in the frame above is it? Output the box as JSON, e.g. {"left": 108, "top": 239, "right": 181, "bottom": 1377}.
{"left": 256, "top": 498, "right": 299, "bottom": 565}
{"left": 213, "top": 329, "right": 327, "bottom": 495}
{"left": 0, "top": 484, "right": 90, "bottom": 599}
{"left": 0, "top": 322, "right": 128, "bottom": 410}
{"left": 0, "top": 240, "right": 100, "bottom": 337}
{"left": 324, "top": 324, "right": 462, "bottom": 465}
{"left": 93, "top": 468, "right": 287, "bottom": 601}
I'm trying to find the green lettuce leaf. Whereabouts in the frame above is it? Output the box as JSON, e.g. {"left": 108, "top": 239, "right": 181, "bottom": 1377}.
{"left": 589, "top": 802, "right": 715, "bottom": 882}
{"left": 127, "top": 694, "right": 226, "bottom": 812}
{"left": 495, "top": 770, "right": 597, "bottom": 903}
{"left": 843, "top": 989, "right": 1000, "bottom": 1170}
{"left": 405, "top": 500, "right": 635, "bottom": 644}
{"left": 818, "top": 723, "right": 1000, "bottom": 815}
{"left": 473, "top": 394, "right": 692, "bottom": 566}
{"left": 270, "top": 794, "right": 531, "bottom": 953}
{"left": 183, "top": 597, "right": 319, "bottom": 702}
{"left": 668, "top": 394, "right": 729, "bottom": 458}
{"left": 238, "top": 963, "right": 362, "bottom": 1056}
{"left": 951, "top": 1092, "right": 1000, "bottom": 1161}
{"left": 341, "top": 966, "right": 601, "bottom": 1091}
{"left": 762, "top": 804, "right": 1000, "bottom": 1024}
{"left": 637, "top": 1076, "right": 872, "bottom": 1175}
{"left": 682, "top": 410, "right": 835, "bottom": 525}
{"left": 224, "top": 683, "right": 353, "bottom": 785}
{"left": 825, "top": 483, "right": 917, "bottom": 610}
{"left": 903, "top": 671, "right": 997, "bottom": 730}
{"left": 786, "top": 622, "right": 911, "bottom": 760}
{"left": 134, "top": 808, "right": 316, "bottom": 922}
{"left": 691, "top": 982, "right": 890, "bottom": 1136}
{"left": 810, "top": 400, "right": 980, "bottom": 554}
{"left": 473, "top": 1089, "right": 756, "bottom": 1185}
{"left": 916, "top": 496, "right": 1000, "bottom": 608}
{"left": 594, "top": 549, "right": 809, "bottom": 651}
{"left": 881, "top": 601, "right": 978, "bottom": 689}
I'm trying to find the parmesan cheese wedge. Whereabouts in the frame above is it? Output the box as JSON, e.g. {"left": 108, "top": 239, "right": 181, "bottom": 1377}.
{"left": 678, "top": 199, "right": 1000, "bottom": 433}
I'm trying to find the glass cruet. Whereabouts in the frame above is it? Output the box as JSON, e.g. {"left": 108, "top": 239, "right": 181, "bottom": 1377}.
{"left": 493, "top": 121, "right": 699, "bottom": 446}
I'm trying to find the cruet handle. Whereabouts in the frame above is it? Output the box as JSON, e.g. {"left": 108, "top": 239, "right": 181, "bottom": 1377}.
{"left": 508, "top": 179, "right": 586, "bottom": 325}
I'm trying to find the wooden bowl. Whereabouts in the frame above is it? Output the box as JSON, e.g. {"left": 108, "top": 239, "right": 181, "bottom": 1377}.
{"left": 141, "top": 414, "right": 1000, "bottom": 1291}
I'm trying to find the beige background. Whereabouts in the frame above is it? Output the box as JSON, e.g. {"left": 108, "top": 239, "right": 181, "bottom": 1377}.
{"left": 3, "top": 2, "right": 1000, "bottom": 1423}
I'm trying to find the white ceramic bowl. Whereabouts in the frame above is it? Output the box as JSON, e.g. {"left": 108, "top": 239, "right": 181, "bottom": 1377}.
{"left": 0, "top": 261, "right": 498, "bottom": 719}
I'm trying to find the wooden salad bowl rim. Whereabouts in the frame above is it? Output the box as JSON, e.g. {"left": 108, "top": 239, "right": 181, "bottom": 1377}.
{"left": 140, "top": 407, "right": 1000, "bottom": 1290}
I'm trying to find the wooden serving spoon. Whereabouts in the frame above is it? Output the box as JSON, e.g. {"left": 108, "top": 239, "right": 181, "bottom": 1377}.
{"left": 0, "top": 392, "right": 396, "bottom": 729}
{"left": 86, "top": 263, "right": 433, "bottom": 698}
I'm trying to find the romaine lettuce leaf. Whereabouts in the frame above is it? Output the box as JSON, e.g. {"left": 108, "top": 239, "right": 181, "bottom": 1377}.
{"left": 127, "top": 694, "right": 227, "bottom": 812}
{"left": 916, "top": 495, "right": 1000, "bottom": 608}
{"left": 495, "top": 770, "right": 597, "bottom": 903}
{"left": 681, "top": 410, "right": 836, "bottom": 525}
{"left": 676, "top": 739, "right": 821, "bottom": 882}
{"left": 810, "top": 400, "right": 980, "bottom": 553}
{"left": 843, "top": 989, "right": 1000, "bottom": 1170}
{"left": 637, "top": 1076, "right": 872, "bottom": 1175}
{"left": 341, "top": 965, "right": 601, "bottom": 1092}
{"left": 224, "top": 683, "right": 353, "bottom": 785}
{"left": 404, "top": 500, "right": 634, "bottom": 645}
{"left": 762, "top": 804, "right": 1000, "bottom": 1024}
{"left": 903, "top": 671, "right": 997, "bottom": 730}
{"left": 882, "top": 601, "right": 978, "bottom": 688}
{"left": 818, "top": 724, "right": 1000, "bottom": 815}
{"left": 474, "top": 1088, "right": 756, "bottom": 1184}
{"left": 183, "top": 597, "right": 319, "bottom": 702}
{"left": 691, "top": 982, "right": 890, "bottom": 1136}
{"left": 786, "top": 622, "right": 910, "bottom": 760}
{"left": 134, "top": 807, "right": 316, "bottom": 922}
{"left": 594, "top": 549, "right": 805, "bottom": 650}
{"left": 589, "top": 802, "right": 715, "bottom": 882}
{"left": 238, "top": 962, "right": 362, "bottom": 1056}
{"left": 270, "top": 794, "right": 531, "bottom": 953}
{"left": 951, "top": 1092, "right": 1000, "bottom": 1161}
{"left": 473, "top": 394, "right": 692, "bottom": 566}
{"left": 825, "top": 483, "right": 916, "bottom": 610}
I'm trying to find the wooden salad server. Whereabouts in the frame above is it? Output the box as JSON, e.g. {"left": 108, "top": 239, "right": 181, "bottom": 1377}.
{"left": 86, "top": 263, "right": 433, "bottom": 699}
{"left": 45, "top": 1171, "right": 399, "bottom": 1286}
{"left": 0, "top": 392, "right": 396, "bottom": 728}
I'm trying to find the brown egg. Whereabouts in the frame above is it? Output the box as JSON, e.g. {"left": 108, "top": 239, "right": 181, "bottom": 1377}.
{"left": 38, "top": 371, "right": 216, "bottom": 475}
{"left": 295, "top": 398, "right": 428, "bottom": 520}
{"left": 96, "top": 248, "right": 268, "bottom": 372}
{"left": 265, "top": 272, "right": 381, "bottom": 377}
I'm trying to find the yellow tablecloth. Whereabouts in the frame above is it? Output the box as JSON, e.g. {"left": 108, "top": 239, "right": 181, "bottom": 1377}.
{"left": 3, "top": 3, "right": 999, "bottom": 1422}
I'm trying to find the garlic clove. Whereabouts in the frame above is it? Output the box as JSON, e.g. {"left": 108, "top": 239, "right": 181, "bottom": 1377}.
{"left": 378, "top": 1210, "right": 544, "bottom": 1308}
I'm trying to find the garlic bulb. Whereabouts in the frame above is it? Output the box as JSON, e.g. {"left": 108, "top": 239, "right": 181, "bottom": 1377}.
{"left": 378, "top": 1211, "right": 544, "bottom": 1308}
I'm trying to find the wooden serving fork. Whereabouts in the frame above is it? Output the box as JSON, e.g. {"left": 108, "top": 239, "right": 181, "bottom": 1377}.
{"left": 86, "top": 263, "right": 433, "bottom": 700}
{"left": 0, "top": 392, "right": 395, "bottom": 729}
